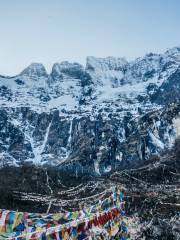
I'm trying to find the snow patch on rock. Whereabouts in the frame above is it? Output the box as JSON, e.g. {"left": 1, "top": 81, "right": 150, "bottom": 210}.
{"left": 173, "top": 117, "right": 180, "bottom": 138}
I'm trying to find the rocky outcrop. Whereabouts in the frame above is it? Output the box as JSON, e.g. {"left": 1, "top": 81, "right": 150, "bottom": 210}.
{"left": 0, "top": 102, "right": 179, "bottom": 176}
{"left": 151, "top": 67, "right": 180, "bottom": 105}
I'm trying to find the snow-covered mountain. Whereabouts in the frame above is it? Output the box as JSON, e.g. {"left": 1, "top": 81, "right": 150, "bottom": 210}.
{"left": 0, "top": 47, "right": 180, "bottom": 175}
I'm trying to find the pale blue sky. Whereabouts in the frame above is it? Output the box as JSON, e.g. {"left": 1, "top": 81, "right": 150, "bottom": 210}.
{"left": 0, "top": 0, "right": 180, "bottom": 75}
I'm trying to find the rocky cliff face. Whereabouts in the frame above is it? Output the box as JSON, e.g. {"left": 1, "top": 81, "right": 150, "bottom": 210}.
{"left": 0, "top": 47, "right": 180, "bottom": 175}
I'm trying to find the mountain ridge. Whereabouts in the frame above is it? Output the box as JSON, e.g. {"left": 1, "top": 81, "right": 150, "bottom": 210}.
{"left": 0, "top": 46, "right": 180, "bottom": 175}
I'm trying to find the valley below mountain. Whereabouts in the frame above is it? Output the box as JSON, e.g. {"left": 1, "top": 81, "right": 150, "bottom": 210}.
{"left": 0, "top": 140, "right": 179, "bottom": 239}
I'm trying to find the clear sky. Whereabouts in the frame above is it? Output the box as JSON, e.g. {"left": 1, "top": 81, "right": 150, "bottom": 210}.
{"left": 0, "top": 0, "right": 180, "bottom": 75}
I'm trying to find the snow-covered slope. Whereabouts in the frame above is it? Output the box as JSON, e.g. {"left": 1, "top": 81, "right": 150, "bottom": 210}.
{"left": 85, "top": 47, "right": 180, "bottom": 104}
{"left": 0, "top": 47, "right": 180, "bottom": 174}
{"left": 0, "top": 47, "right": 180, "bottom": 114}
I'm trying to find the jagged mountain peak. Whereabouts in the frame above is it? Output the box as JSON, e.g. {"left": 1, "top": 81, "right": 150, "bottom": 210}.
{"left": 51, "top": 61, "right": 83, "bottom": 73}
{"left": 86, "top": 56, "right": 128, "bottom": 71}
{"left": 50, "top": 61, "right": 84, "bottom": 82}
{"left": 164, "top": 46, "right": 180, "bottom": 56}
{"left": 20, "top": 63, "right": 48, "bottom": 80}
{"left": 0, "top": 46, "right": 180, "bottom": 112}
{"left": 53, "top": 61, "right": 83, "bottom": 68}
